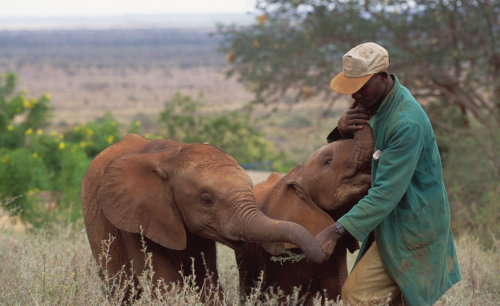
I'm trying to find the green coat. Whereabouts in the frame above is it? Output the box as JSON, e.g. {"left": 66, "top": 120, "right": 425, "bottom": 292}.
{"left": 328, "top": 75, "right": 461, "bottom": 306}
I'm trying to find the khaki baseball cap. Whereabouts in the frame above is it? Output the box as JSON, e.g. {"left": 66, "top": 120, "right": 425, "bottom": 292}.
{"left": 330, "top": 42, "right": 389, "bottom": 95}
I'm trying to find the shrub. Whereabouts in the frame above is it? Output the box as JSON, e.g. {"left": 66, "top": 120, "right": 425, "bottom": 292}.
{"left": 64, "top": 112, "right": 121, "bottom": 158}
{"left": 158, "top": 92, "right": 276, "bottom": 165}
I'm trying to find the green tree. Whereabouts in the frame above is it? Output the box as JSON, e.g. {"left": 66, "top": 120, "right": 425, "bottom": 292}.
{"left": 219, "top": 0, "right": 500, "bottom": 127}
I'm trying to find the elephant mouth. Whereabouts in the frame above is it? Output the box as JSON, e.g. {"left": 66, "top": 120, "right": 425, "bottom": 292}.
{"left": 219, "top": 237, "right": 246, "bottom": 250}
{"left": 343, "top": 160, "right": 371, "bottom": 183}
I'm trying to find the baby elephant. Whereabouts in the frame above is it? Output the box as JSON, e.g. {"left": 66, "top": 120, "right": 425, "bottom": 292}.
{"left": 81, "top": 134, "right": 326, "bottom": 302}
{"left": 235, "top": 124, "right": 373, "bottom": 304}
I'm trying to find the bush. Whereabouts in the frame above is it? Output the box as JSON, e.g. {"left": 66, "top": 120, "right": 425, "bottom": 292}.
{"left": 0, "top": 72, "right": 92, "bottom": 226}
{"left": 158, "top": 92, "right": 277, "bottom": 165}
{"left": 280, "top": 115, "right": 312, "bottom": 129}
{"left": 64, "top": 112, "right": 121, "bottom": 158}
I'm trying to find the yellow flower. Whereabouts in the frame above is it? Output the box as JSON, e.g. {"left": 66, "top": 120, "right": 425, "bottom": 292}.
{"left": 7, "top": 125, "right": 13, "bottom": 131}
{"left": 24, "top": 100, "right": 32, "bottom": 109}
{"left": 37, "top": 129, "right": 43, "bottom": 135}
{"left": 79, "top": 142, "right": 86, "bottom": 147}
{"left": 86, "top": 129, "right": 94, "bottom": 136}
{"left": 59, "top": 133, "right": 64, "bottom": 139}
{"left": 74, "top": 126, "right": 80, "bottom": 131}
{"left": 25, "top": 128, "right": 33, "bottom": 136}
{"left": 50, "top": 130, "right": 57, "bottom": 136}
{"left": 225, "top": 52, "right": 235, "bottom": 63}
{"left": 107, "top": 135, "right": 114, "bottom": 144}
{"left": 44, "top": 93, "right": 51, "bottom": 100}
{"left": 28, "top": 190, "right": 34, "bottom": 196}
{"left": 135, "top": 121, "right": 141, "bottom": 127}
{"left": 1, "top": 156, "right": 9, "bottom": 163}
{"left": 256, "top": 13, "right": 267, "bottom": 25}
{"left": 32, "top": 99, "right": 37, "bottom": 105}
{"left": 22, "top": 89, "right": 28, "bottom": 94}
{"left": 59, "top": 142, "right": 65, "bottom": 149}
{"left": 145, "top": 133, "right": 152, "bottom": 139}
{"left": 35, "top": 188, "right": 40, "bottom": 193}
{"left": 33, "top": 152, "right": 38, "bottom": 158}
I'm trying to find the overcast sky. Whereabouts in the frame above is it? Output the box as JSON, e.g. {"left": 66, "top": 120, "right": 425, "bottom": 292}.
{"left": 0, "top": 0, "right": 257, "bottom": 17}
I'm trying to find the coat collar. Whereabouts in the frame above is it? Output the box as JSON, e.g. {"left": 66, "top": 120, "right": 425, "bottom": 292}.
{"left": 372, "top": 74, "right": 400, "bottom": 118}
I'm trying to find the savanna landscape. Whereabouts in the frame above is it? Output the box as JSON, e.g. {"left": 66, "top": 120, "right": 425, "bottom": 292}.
{"left": 1, "top": 1, "right": 500, "bottom": 304}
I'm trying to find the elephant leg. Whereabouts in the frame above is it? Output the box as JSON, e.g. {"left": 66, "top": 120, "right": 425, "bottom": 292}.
{"left": 122, "top": 232, "right": 184, "bottom": 299}
{"left": 319, "top": 252, "right": 349, "bottom": 303}
{"left": 181, "top": 237, "right": 222, "bottom": 304}
{"left": 235, "top": 245, "right": 264, "bottom": 298}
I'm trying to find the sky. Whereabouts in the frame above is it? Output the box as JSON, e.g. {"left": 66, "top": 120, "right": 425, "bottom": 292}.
{"left": 0, "top": 0, "right": 257, "bottom": 17}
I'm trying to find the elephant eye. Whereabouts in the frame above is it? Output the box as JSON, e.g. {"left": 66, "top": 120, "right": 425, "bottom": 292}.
{"left": 201, "top": 194, "right": 214, "bottom": 206}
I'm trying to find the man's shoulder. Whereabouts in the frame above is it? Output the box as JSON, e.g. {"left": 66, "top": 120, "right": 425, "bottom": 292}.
{"left": 391, "top": 85, "right": 431, "bottom": 128}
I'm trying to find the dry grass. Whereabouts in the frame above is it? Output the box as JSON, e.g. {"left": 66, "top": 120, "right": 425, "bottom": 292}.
{"left": 0, "top": 220, "right": 498, "bottom": 305}
{"left": 0, "top": 172, "right": 499, "bottom": 305}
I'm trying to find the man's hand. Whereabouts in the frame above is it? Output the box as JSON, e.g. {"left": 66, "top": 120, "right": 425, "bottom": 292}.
{"left": 315, "top": 224, "right": 342, "bottom": 260}
{"left": 338, "top": 100, "right": 371, "bottom": 139}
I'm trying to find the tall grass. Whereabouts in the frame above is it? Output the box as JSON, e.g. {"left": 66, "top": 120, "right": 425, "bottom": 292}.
{"left": 0, "top": 220, "right": 498, "bottom": 305}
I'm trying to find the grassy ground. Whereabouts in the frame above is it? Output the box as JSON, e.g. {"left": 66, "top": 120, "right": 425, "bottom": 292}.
{"left": 0, "top": 223, "right": 499, "bottom": 306}
{"left": 1, "top": 172, "right": 499, "bottom": 306}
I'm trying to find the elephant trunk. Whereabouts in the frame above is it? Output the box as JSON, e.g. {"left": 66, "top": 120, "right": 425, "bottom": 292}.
{"left": 229, "top": 204, "right": 326, "bottom": 264}
{"left": 353, "top": 123, "right": 374, "bottom": 172}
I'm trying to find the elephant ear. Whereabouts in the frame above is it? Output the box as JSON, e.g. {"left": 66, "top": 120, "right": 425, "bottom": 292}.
{"left": 97, "top": 148, "right": 187, "bottom": 250}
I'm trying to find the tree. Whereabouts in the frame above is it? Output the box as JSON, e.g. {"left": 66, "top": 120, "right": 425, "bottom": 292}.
{"left": 219, "top": 0, "right": 500, "bottom": 128}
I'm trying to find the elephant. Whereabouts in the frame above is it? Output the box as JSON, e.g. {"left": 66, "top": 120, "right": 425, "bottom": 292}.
{"left": 235, "top": 124, "right": 373, "bottom": 304}
{"left": 81, "top": 134, "right": 326, "bottom": 302}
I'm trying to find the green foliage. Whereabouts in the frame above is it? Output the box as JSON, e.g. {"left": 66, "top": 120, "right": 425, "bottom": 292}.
{"left": 219, "top": 0, "right": 500, "bottom": 127}
{"left": 0, "top": 72, "right": 51, "bottom": 149}
{"left": 436, "top": 128, "right": 500, "bottom": 245}
{"left": 64, "top": 112, "right": 121, "bottom": 158}
{"left": 158, "top": 92, "right": 276, "bottom": 165}
{"left": 270, "top": 250, "right": 305, "bottom": 265}
{"left": 0, "top": 72, "right": 91, "bottom": 226}
{"left": 280, "top": 115, "right": 312, "bottom": 129}
{"left": 0, "top": 148, "right": 50, "bottom": 215}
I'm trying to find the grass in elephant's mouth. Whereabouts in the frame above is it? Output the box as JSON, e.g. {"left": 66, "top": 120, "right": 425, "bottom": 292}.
{"left": 0, "top": 220, "right": 499, "bottom": 305}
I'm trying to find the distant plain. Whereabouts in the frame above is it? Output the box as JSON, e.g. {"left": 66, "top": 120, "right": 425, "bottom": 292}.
{"left": 0, "top": 27, "right": 349, "bottom": 163}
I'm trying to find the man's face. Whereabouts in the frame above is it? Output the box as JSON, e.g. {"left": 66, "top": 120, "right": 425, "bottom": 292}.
{"left": 351, "top": 72, "right": 387, "bottom": 111}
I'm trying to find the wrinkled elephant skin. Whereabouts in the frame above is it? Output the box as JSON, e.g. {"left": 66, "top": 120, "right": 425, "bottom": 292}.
{"left": 236, "top": 124, "right": 373, "bottom": 304}
{"left": 81, "top": 134, "right": 326, "bottom": 301}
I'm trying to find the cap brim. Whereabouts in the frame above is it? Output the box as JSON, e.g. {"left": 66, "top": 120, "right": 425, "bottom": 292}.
{"left": 330, "top": 72, "right": 374, "bottom": 95}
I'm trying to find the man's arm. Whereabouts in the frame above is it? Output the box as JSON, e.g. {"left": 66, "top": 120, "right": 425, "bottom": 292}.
{"left": 338, "top": 122, "right": 424, "bottom": 242}
{"left": 326, "top": 100, "right": 370, "bottom": 143}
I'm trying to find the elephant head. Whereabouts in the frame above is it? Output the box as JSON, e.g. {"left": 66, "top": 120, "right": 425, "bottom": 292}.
{"left": 95, "top": 138, "right": 325, "bottom": 263}
{"left": 256, "top": 170, "right": 335, "bottom": 254}
{"left": 286, "top": 124, "right": 373, "bottom": 215}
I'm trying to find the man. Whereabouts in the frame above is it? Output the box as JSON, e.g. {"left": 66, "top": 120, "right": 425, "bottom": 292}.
{"left": 315, "top": 43, "right": 461, "bottom": 306}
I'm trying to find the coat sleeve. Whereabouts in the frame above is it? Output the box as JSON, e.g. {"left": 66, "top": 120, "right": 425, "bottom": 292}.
{"left": 338, "top": 122, "right": 424, "bottom": 242}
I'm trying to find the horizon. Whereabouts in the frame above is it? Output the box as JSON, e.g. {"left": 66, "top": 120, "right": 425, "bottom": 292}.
{"left": 0, "top": 13, "right": 255, "bottom": 30}
{"left": 0, "top": 0, "right": 256, "bottom": 17}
